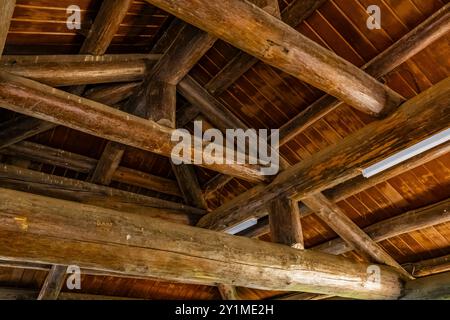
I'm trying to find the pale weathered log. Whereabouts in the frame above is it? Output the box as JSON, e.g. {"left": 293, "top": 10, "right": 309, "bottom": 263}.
{"left": 0, "top": 163, "right": 204, "bottom": 219}
{"left": 303, "top": 192, "right": 411, "bottom": 279}
{"left": 197, "top": 77, "right": 450, "bottom": 231}
{"left": 145, "top": 0, "right": 404, "bottom": 116}
{"left": 0, "top": 188, "right": 404, "bottom": 299}
{"left": 401, "top": 271, "right": 450, "bottom": 300}
{"left": 0, "top": 72, "right": 265, "bottom": 182}
{"left": 267, "top": 196, "right": 304, "bottom": 249}
{"left": 37, "top": 265, "right": 67, "bottom": 300}
{"left": 80, "top": 0, "right": 133, "bottom": 55}
{"left": 0, "top": 0, "right": 15, "bottom": 56}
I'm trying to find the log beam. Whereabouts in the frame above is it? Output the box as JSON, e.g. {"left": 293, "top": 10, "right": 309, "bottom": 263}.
{"left": 404, "top": 254, "right": 450, "bottom": 278}
{"left": 401, "top": 272, "right": 450, "bottom": 300}
{"left": 278, "top": 3, "right": 450, "bottom": 146}
{"left": 37, "top": 265, "right": 67, "bottom": 300}
{"left": 0, "top": 0, "right": 15, "bottom": 56}
{"left": 0, "top": 163, "right": 203, "bottom": 220}
{"left": 197, "top": 77, "right": 450, "bottom": 231}
{"left": 0, "top": 72, "right": 265, "bottom": 182}
{"left": 217, "top": 284, "right": 240, "bottom": 300}
{"left": 302, "top": 192, "right": 411, "bottom": 278}
{"left": 0, "top": 188, "right": 404, "bottom": 299}
{"left": 267, "top": 196, "right": 304, "bottom": 249}
{"left": 145, "top": 0, "right": 404, "bottom": 116}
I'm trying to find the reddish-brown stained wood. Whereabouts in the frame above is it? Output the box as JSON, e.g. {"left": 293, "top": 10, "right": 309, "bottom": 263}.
{"left": 145, "top": 0, "right": 404, "bottom": 116}
{"left": 0, "top": 116, "right": 54, "bottom": 149}
{"left": 267, "top": 196, "right": 304, "bottom": 249}
{"left": 0, "top": 188, "right": 404, "bottom": 299}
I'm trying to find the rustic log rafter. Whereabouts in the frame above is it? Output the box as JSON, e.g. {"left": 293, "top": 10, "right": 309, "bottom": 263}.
{"left": 0, "top": 141, "right": 182, "bottom": 197}
{"left": 197, "top": 77, "right": 450, "bottom": 230}
{"left": 0, "top": 0, "right": 15, "bottom": 56}
{"left": 202, "top": 3, "right": 450, "bottom": 197}
{"left": 0, "top": 0, "right": 134, "bottom": 148}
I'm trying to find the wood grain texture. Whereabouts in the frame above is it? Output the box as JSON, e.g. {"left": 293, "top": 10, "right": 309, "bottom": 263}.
{"left": 197, "top": 77, "right": 450, "bottom": 230}
{"left": 0, "top": 72, "right": 265, "bottom": 182}
{"left": 0, "top": 0, "right": 15, "bottom": 56}
{"left": 302, "top": 193, "right": 411, "bottom": 279}
{"left": 171, "top": 163, "right": 208, "bottom": 209}
{"left": 401, "top": 272, "right": 450, "bottom": 300}
{"left": 37, "top": 265, "right": 66, "bottom": 300}
{"left": 80, "top": 0, "right": 133, "bottom": 55}
{"left": 267, "top": 196, "right": 304, "bottom": 249}
{"left": 217, "top": 284, "right": 240, "bottom": 300}
{"left": 404, "top": 254, "right": 450, "bottom": 278}
{"left": 0, "top": 188, "right": 404, "bottom": 299}
{"left": 313, "top": 198, "right": 450, "bottom": 256}
{"left": 0, "top": 116, "right": 54, "bottom": 149}
{"left": 278, "top": 4, "right": 450, "bottom": 146}
{"left": 145, "top": 0, "right": 404, "bottom": 115}
{"left": 0, "top": 163, "right": 203, "bottom": 218}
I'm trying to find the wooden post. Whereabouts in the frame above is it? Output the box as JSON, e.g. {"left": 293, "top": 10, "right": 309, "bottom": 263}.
{"left": 197, "top": 77, "right": 450, "bottom": 231}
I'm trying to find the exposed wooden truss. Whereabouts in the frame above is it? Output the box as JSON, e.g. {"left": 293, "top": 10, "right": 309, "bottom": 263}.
{"left": 197, "top": 77, "right": 450, "bottom": 230}
{"left": 0, "top": 187, "right": 404, "bottom": 299}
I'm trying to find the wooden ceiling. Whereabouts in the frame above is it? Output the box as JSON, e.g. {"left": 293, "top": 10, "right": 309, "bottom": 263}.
{"left": 0, "top": 0, "right": 448, "bottom": 300}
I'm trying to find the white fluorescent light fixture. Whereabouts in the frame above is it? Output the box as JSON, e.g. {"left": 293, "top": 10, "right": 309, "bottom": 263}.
{"left": 362, "top": 128, "right": 450, "bottom": 178}
{"left": 224, "top": 218, "right": 258, "bottom": 235}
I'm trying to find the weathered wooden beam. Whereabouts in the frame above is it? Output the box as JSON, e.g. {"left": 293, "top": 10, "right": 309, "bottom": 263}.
{"left": 404, "top": 254, "right": 450, "bottom": 278}
{"left": 83, "top": 82, "right": 140, "bottom": 106}
{"left": 0, "top": 287, "right": 142, "bottom": 300}
{"left": 80, "top": 0, "right": 133, "bottom": 55}
{"left": 197, "top": 77, "right": 450, "bottom": 230}
{"left": 0, "top": 0, "right": 15, "bottom": 56}
{"left": 303, "top": 192, "right": 411, "bottom": 279}
{"left": 0, "top": 72, "right": 265, "bottom": 182}
{"left": 90, "top": 23, "right": 217, "bottom": 186}
{"left": 178, "top": 0, "right": 328, "bottom": 126}
{"left": 0, "top": 188, "right": 404, "bottom": 299}
{"left": 217, "top": 284, "right": 240, "bottom": 300}
{"left": 0, "top": 60, "right": 148, "bottom": 87}
{"left": 37, "top": 265, "right": 67, "bottom": 300}
{"left": 267, "top": 196, "right": 304, "bottom": 249}
{"left": 0, "top": 163, "right": 203, "bottom": 220}
{"left": 172, "top": 163, "right": 208, "bottom": 209}
{"left": 0, "top": 116, "right": 55, "bottom": 149}
{"left": 278, "top": 3, "right": 450, "bottom": 146}
{"left": 145, "top": 0, "right": 404, "bottom": 116}
{"left": 3, "top": 141, "right": 183, "bottom": 196}
{"left": 313, "top": 198, "right": 450, "bottom": 256}
{"left": 0, "top": 0, "right": 134, "bottom": 148}
{"left": 238, "top": 141, "right": 450, "bottom": 235}
{"left": 203, "top": 175, "right": 235, "bottom": 200}
{"left": 401, "top": 271, "right": 450, "bottom": 300}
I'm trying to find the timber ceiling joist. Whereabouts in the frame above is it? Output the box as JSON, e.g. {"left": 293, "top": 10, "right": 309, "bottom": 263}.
{"left": 0, "top": 0, "right": 448, "bottom": 300}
